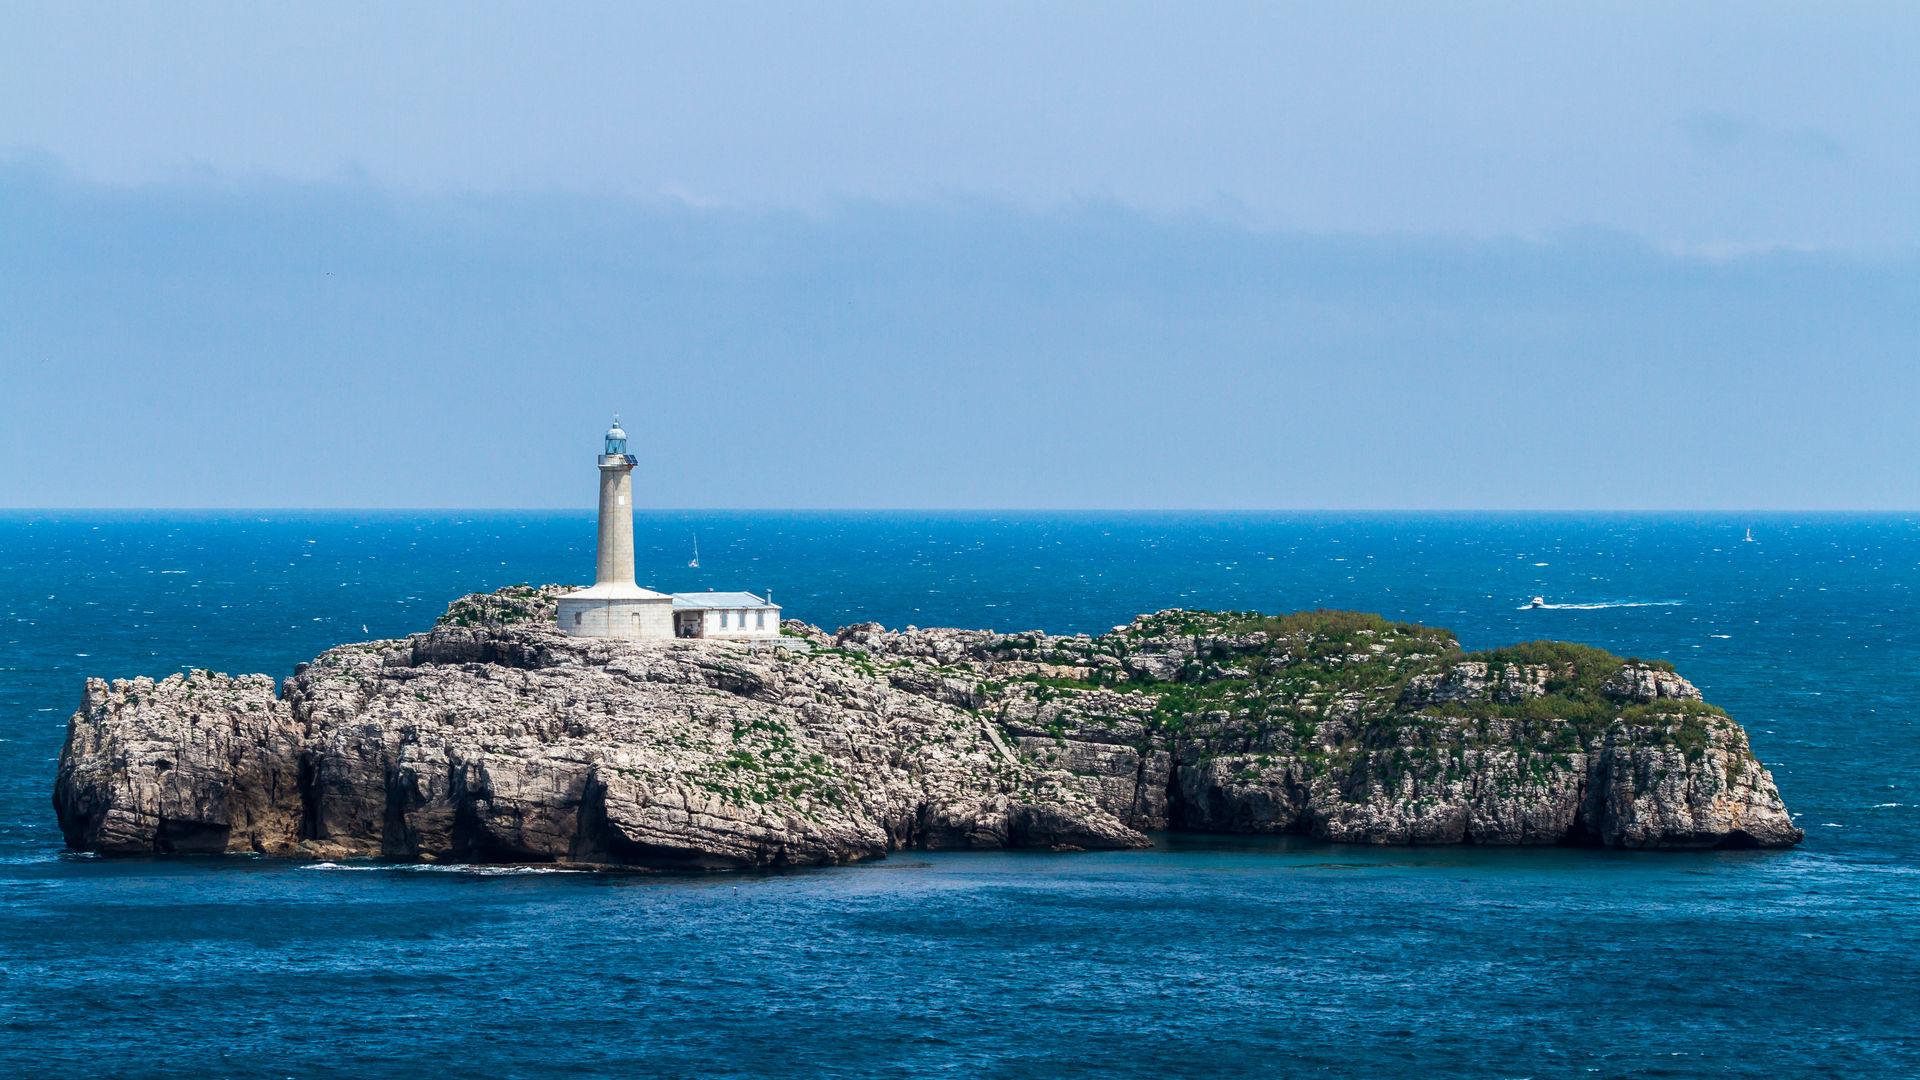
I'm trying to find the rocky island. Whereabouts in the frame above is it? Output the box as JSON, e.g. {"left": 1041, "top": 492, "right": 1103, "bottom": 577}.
{"left": 54, "top": 586, "right": 1801, "bottom": 867}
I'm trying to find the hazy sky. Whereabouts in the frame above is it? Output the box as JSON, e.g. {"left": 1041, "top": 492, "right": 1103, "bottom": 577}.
{"left": 3, "top": 3, "right": 1917, "bottom": 508}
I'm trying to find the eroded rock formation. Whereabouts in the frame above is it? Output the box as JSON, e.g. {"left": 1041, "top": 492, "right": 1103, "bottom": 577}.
{"left": 54, "top": 587, "right": 1801, "bottom": 867}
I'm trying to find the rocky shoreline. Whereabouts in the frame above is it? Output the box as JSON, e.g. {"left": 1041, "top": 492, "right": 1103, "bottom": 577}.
{"left": 53, "top": 586, "right": 1802, "bottom": 867}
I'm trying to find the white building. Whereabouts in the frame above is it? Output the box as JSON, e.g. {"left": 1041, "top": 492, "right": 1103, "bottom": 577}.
{"left": 557, "top": 419, "right": 783, "bottom": 642}
{"left": 672, "top": 591, "right": 782, "bottom": 640}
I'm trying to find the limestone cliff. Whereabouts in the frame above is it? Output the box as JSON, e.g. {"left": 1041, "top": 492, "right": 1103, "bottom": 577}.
{"left": 53, "top": 587, "right": 1801, "bottom": 867}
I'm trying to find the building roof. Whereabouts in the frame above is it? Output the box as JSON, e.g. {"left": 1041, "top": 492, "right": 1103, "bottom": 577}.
{"left": 672, "top": 591, "right": 777, "bottom": 610}
{"left": 560, "top": 583, "right": 671, "bottom": 601}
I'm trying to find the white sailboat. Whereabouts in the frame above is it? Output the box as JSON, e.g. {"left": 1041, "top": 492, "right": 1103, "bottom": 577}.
{"left": 1744, "top": 527, "right": 1756, "bottom": 543}
{"left": 688, "top": 533, "right": 700, "bottom": 568}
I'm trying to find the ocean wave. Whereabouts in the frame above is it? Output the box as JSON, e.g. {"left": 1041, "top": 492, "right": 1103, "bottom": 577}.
{"left": 300, "top": 861, "right": 588, "bottom": 875}
{"left": 1, "top": 851, "right": 71, "bottom": 866}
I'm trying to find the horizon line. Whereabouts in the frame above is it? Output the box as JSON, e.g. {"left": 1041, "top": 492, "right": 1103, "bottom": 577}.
{"left": 2, "top": 507, "right": 1916, "bottom": 517}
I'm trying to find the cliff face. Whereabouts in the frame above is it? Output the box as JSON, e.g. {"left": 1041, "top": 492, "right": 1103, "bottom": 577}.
{"left": 53, "top": 587, "right": 1801, "bottom": 867}
{"left": 853, "top": 610, "right": 1800, "bottom": 850}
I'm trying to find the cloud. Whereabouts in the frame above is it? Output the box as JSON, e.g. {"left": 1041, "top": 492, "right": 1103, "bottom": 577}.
{"left": 1, "top": 162, "right": 1915, "bottom": 510}
{"left": 1682, "top": 112, "right": 1845, "bottom": 163}
{"left": 1682, "top": 112, "right": 1746, "bottom": 152}
{"left": 1787, "top": 128, "right": 1846, "bottom": 162}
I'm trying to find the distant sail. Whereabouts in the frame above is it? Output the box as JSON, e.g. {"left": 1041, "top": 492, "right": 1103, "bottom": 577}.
{"left": 689, "top": 533, "right": 700, "bottom": 568}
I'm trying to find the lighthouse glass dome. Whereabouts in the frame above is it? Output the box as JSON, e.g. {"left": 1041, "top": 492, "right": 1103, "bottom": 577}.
{"left": 604, "top": 420, "right": 628, "bottom": 457}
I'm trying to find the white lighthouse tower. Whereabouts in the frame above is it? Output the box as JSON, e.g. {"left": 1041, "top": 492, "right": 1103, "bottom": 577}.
{"left": 556, "top": 418, "right": 674, "bottom": 639}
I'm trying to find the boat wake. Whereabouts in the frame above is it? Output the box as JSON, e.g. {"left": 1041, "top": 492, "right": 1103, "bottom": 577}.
{"left": 1517, "top": 600, "right": 1684, "bottom": 611}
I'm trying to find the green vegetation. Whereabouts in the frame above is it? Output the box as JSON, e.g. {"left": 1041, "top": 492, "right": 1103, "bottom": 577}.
{"left": 1423, "top": 640, "right": 1725, "bottom": 748}
{"left": 435, "top": 585, "right": 563, "bottom": 629}
{"left": 688, "top": 712, "right": 851, "bottom": 813}
{"left": 982, "top": 608, "right": 1739, "bottom": 773}
{"left": 811, "top": 646, "right": 888, "bottom": 680}
{"left": 1224, "top": 609, "right": 1444, "bottom": 649}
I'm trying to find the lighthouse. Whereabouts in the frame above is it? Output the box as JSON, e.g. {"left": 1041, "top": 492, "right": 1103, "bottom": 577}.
{"left": 555, "top": 418, "right": 674, "bottom": 639}
{"left": 593, "top": 417, "right": 638, "bottom": 586}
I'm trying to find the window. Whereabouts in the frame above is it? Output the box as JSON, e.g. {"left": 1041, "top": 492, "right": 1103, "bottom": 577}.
{"left": 573, "top": 612, "right": 582, "bottom": 626}
{"left": 719, "top": 611, "right": 728, "bottom": 628}
{"left": 755, "top": 610, "right": 765, "bottom": 629}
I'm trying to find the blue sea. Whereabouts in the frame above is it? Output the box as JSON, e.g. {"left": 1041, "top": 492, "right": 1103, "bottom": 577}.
{"left": 1, "top": 512, "right": 1916, "bottom": 1078}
